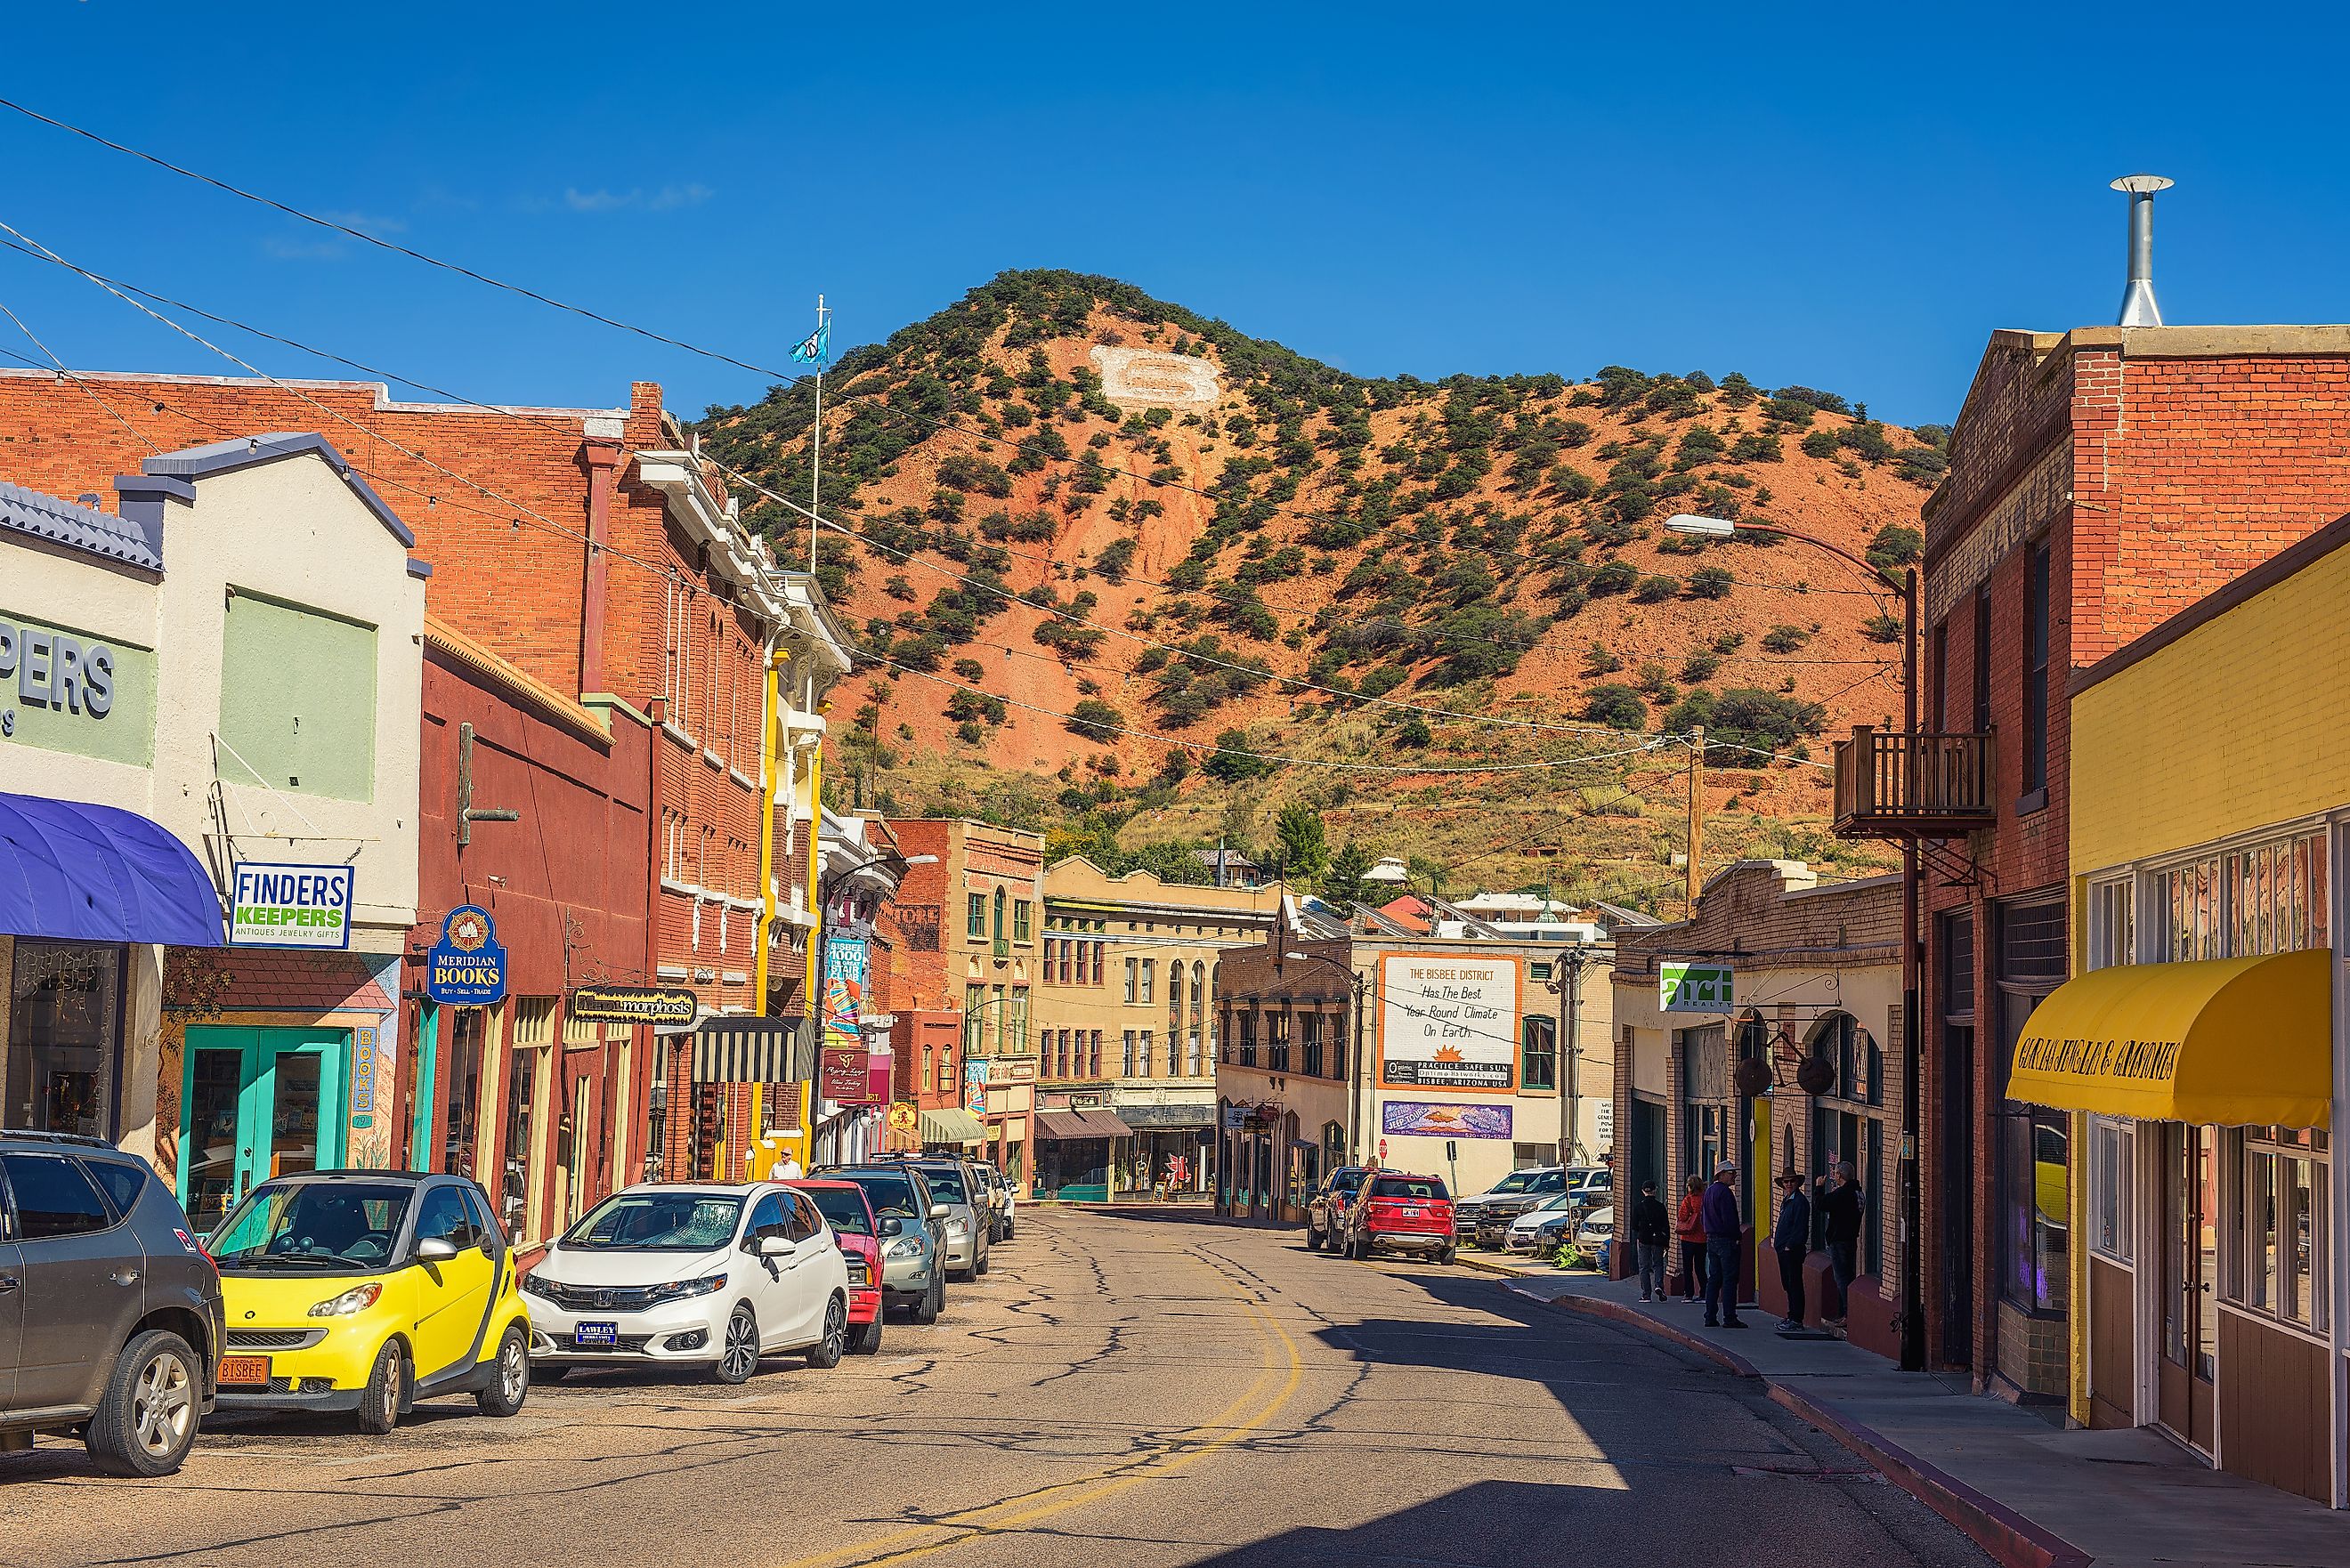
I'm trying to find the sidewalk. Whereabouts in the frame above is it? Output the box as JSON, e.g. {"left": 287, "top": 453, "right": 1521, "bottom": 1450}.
{"left": 1464, "top": 1256, "right": 2350, "bottom": 1568}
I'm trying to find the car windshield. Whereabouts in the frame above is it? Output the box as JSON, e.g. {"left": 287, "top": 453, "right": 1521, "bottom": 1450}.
{"left": 1333, "top": 1169, "right": 1367, "bottom": 1195}
{"left": 1373, "top": 1176, "right": 1447, "bottom": 1200}
{"left": 210, "top": 1181, "right": 411, "bottom": 1270}
{"left": 1487, "top": 1171, "right": 1534, "bottom": 1194}
{"left": 836, "top": 1172, "right": 924, "bottom": 1218}
{"left": 912, "top": 1166, "right": 969, "bottom": 1204}
{"left": 1526, "top": 1192, "right": 1579, "bottom": 1215}
{"left": 1572, "top": 1170, "right": 1611, "bottom": 1192}
{"left": 563, "top": 1192, "right": 741, "bottom": 1251}
{"left": 802, "top": 1187, "right": 872, "bottom": 1235}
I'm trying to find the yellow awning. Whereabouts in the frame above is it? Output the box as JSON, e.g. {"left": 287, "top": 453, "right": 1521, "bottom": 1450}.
{"left": 2009, "top": 949, "right": 2332, "bottom": 1128}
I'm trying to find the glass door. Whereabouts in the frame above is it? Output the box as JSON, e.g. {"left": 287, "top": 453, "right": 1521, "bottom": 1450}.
{"left": 178, "top": 1027, "right": 348, "bottom": 1233}
{"left": 2156, "top": 1122, "right": 2219, "bottom": 1454}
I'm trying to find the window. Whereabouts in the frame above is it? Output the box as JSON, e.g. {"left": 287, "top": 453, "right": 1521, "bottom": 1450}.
{"left": 0, "top": 1152, "right": 112, "bottom": 1237}
{"left": 1012, "top": 900, "right": 1033, "bottom": 944}
{"left": 1521, "top": 1015, "right": 1558, "bottom": 1091}
{"left": 1268, "top": 1011, "right": 1291, "bottom": 1073}
{"left": 1139, "top": 1030, "right": 1155, "bottom": 1078}
{"left": 2087, "top": 877, "right": 2135, "bottom": 970}
{"left": 1168, "top": 962, "right": 1185, "bottom": 1032}
{"left": 1301, "top": 1012, "right": 1325, "bottom": 1078}
{"left": 747, "top": 1192, "right": 787, "bottom": 1241}
{"left": 217, "top": 590, "right": 377, "bottom": 801}
{"left": 967, "top": 893, "right": 986, "bottom": 941}
{"left": 502, "top": 1042, "right": 543, "bottom": 1239}
{"left": 1139, "top": 961, "right": 1155, "bottom": 1006}
{"left": 2231, "top": 1127, "right": 2329, "bottom": 1333}
{"left": 990, "top": 984, "right": 1007, "bottom": 1051}
{"left": 2022, "top": 539, "right": 2050, "bottom": 799}
{"left": 2153, "top": 830, "right": 2329, "bottom": 963}
{"left": 1123, "top": 958, "right": 1139, "bottom": 1004}
{"left": 562, "top": 1006, "right": 601, "bottom": 1047}
{"left": 1122, "top": 1030, "right": 1139, "bottom": 1077}
{"left": 512, "top": 997, "right": 557, "bottom": 1047}
{"left": 1529, "top": 961, "right": 1552, "bottom": 982}
{"left": 1088, "top": 1030, "right": 1103, "bottom": 1078}
{"left": 1168, "top": 1029, "right": 1182, "bottom": 1078}
{"left": 84, "top": 1157, "right": 147, "bottom": 1218}
{"left": 964, "top": 984, "right": 986, "bottom": 1055}
{"left": 2089, "top": 1116, "right": 2135, "bottom": 1265}
{"left": 1090, "top": 941, "right": 1105, "bottom": 986}
{"left": 414, "top": 1184, "right": 474, "bottom": 1249}
{"left": 1008, "top": 987, "right": 1029, "bottom": 1055}
{"left": 992, "top": 887, "right": 1006, "bottom": 943}
{"left": 1971, "top": 584, "right": 1992, "bottom": 736}
{"left": 1238, "top": 1012, "right": 1258, "bottom": 1068}
{"left": 1932, "top": 618, "right": 1949, "bottom": 731}
{"left": 1998, "top": 897, "right": 2069, "bottom": 1314}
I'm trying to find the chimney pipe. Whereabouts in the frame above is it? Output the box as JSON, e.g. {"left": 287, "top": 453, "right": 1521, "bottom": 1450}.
{"left": 2111, "top": 174, "right": 2174, "bottom": 327}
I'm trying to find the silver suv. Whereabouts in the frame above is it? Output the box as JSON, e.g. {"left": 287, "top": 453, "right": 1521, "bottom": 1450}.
{"left": 2, "top": 1129, "right": 226, "bottom": 1475}
{"left": 890, "top": 1156, "right": 990, "bottom": 1281}
{"left": 816, "top": 1164, "right": 946, "bottom": 1323}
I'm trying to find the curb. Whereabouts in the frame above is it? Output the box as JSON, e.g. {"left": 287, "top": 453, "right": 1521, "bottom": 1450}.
{"left": 1529, "top": 1289, "right": 2089, "bottom": 1568}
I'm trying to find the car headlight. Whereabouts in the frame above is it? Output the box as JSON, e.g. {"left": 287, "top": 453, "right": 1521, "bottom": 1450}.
{"left": 644, "top": 1274, "right": 729, "bottom": 1304}
{"left": 520, "top": 1273, "right": 557, "bottom": 1300}
{"left": 308, "top": 1282, "right": 384, "bottom": 1317}
{"left": 884, "top": 1235, "right": 924, "bottom": 1258}
{"left": 945, "top": 1217, "right": 970, "bottom": 1238}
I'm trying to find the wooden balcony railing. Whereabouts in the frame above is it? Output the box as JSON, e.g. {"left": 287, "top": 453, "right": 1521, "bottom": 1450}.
{"left": 1832, "top": 725, "right": 1997, "bottom": 840}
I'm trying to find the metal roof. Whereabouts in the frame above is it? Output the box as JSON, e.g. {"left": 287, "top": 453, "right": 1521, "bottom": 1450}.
{"left": 0, "top": 478, "right": 164, "bottom": 571}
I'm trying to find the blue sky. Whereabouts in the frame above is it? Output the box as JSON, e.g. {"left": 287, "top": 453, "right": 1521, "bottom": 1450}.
{"left": 4, "top": 2, "right": 2345, "bottom": 428}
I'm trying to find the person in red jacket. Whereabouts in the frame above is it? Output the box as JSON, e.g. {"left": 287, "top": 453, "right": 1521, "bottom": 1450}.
{"left": 1674, "top": 1174, "right": 1707, "bottom": 1303}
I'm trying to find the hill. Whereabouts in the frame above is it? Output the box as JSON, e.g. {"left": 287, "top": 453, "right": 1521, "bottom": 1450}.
{"left": 696, "top": 271, "right": 1935, "bottom": 910}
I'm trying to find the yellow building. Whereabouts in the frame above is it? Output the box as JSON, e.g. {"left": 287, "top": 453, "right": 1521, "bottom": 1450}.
{"left": 1033, "top": 858, "right": 1278, "bottom": 1200}
{"left": 2018, "top": 515, "right": 2350, "bottom": 1505}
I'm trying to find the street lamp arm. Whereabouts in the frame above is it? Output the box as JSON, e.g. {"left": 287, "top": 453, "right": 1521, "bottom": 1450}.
{"left": 1730, "top": 521, "right": 1908, "bottom": 599}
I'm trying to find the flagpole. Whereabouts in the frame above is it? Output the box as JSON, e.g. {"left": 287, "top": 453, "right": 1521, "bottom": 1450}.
{"left": 808, "top": 293, "right": 825, "bottom": 576}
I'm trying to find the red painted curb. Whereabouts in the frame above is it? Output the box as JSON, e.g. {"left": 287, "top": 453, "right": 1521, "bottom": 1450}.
{"left": 1528, "top": 1289, "right": 2090, "bottom": 1568}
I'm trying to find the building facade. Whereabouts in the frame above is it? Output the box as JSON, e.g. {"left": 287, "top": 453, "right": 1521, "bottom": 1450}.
{"left": 1611, "top": 861, "right": 1906, "bottom": 1356}
{"left": 1913, "top": 325, "right": 2350, "bottom": 1396}
{"left": 1033, "top": 858, "right": 1276, "bottom": 1200}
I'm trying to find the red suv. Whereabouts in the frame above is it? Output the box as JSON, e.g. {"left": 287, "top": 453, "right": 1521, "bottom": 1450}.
{"left": 1341, "top": 1172, "right": 1455, "bottom": 1264}
{"left": 789, "top": 1180, "right": 886, "bottom": 1355}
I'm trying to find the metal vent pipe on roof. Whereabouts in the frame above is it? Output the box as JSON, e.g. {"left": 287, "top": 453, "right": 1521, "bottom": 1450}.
{"left": 2111, "top": 174, "right": 2174, "bottom": 327}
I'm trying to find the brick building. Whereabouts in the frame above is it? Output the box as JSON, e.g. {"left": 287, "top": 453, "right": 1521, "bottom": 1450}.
{"left": 1910, "top": 326, "right": 2350, "bottom": 1398}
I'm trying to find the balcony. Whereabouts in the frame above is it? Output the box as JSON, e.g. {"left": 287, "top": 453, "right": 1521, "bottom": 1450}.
{"left": 1832, "top": 725, "right": 1997, "bottom": 840}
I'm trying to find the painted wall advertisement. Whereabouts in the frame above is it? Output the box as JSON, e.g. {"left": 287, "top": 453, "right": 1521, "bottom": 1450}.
{"left": 1381, "top": 1101, "right": 1513, "bottom": 1139}
{"left": 1377, "top": 952, "right": 1519, "bottom": 1093}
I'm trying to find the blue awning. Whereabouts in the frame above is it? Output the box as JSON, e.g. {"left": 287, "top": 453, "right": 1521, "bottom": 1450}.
{"left": 0, "top": 790, "right": 222, "bottom": 947}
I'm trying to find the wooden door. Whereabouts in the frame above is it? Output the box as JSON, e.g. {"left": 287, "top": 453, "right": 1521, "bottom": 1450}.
{"left": 2157, "top": 1123, "right": 2219, "bottom": 1453}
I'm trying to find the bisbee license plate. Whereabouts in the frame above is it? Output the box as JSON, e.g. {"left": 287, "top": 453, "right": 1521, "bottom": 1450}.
{"left": 218, "top": 1354, "right": 271, "bottom": 1386}
{"left": 574, "top": 1321, "right": 619, "bottom": 1348}
{"left": 1401, "top": 1207, "right": 1421, "bottom": 1217}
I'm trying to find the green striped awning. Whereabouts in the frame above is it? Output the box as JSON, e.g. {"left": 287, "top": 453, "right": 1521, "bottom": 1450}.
{"left": 918, "top": 1108, "right": 985, "bottom": 1145}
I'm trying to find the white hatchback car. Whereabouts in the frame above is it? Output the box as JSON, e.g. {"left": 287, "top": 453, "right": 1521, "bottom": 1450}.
{"left": 520, "top": 1183, "right": 851, "bottom": 1382}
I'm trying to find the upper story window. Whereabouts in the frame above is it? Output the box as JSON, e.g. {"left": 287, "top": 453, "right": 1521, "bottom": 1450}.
{"left": 2153, "top": 829, "right": 2329, "bottom": 962}
{"left": 992, "top": 886, "right": 1007, "bottom": 944}
{"left": 2022, "top": 540, "right": 2051, "bottom": 798}
{"left": 967, "top": 893, "right": 986, "bottom": 941}
{"left": 1012, "top": 899, "right": 1033, "bottom": 944}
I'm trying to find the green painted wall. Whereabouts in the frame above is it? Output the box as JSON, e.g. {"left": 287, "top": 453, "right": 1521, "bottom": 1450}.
{"left": 0, "top": 606, "right": 156, "bottom": 767}
{"left": 217, "top": 590, "right": 377, "bottom": 802}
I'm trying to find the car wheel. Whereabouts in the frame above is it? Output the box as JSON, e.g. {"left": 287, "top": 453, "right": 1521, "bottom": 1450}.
{"left": 806, "top": 1297, "right": 848, "bottom": 1370}
{"left": 85, "top": 1330, "right": 200, "bottom": 1477}
{"left": 1438, "top": 1246, "right": 1457, "bottom": 1265}
{"left": 715, "top": 1305, "right": 760, "bottom": 1384}
{"left": 475, "top": 1326, "right": 530, "bottom": 1417}
{"left": 976, "top": 1245, "right": 991, "bottom": 1278}
{"left": 1305, "top": 1225, "right": 1324, "bottom": 1252}
{"left": 911, "top": 1276, "right": 942, "bottom": 1325}
{"left": 357, "top": 1340, "right": 408, "bottom": 1435}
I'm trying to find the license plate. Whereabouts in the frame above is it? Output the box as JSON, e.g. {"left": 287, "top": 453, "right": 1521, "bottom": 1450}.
{"left": 1401, "top": 1207, "right": 1420, "bottom": 1217}
{"left": 218, "top": 1354, "right": 271, "bottom": 1386}
{"left": 574, "top": 1321, "right": 619, "bottom": 1347}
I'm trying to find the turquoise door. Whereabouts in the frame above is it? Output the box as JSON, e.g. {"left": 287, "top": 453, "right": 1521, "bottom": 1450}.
{"left": 180, "top": 1027, "right": 348, "bottom": 1233}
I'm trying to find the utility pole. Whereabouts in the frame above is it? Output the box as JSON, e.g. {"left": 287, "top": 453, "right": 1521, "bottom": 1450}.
{"left": 1685, "top": 725, "right": 1706, "bottom": 918}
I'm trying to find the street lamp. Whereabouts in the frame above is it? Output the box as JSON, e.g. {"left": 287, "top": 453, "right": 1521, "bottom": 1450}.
{"left": 1663, "top": 512, "right": 1926, "bottom": 1374}
{"left": 806, "top": 851, "right": 936, "bottom": 1160}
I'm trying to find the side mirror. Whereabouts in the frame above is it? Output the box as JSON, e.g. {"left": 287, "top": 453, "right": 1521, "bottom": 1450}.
{"left": 879, "top": 1216, "right": 904, "bottom": 1237}
{"left": 756, "top": 1234, "right": 792, "bottom": 1257}
{"left": 930, "top": 1202, "right": 950, "bottom": 1220}
{"left": 417, "top": 1236, "right": 459, "bottom": 1264}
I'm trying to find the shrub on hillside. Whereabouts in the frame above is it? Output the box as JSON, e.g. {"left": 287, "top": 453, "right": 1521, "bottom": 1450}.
{"left": 1730, "top": 433, "right": 1783, "bottom": 464}
{"left": 1688, "top": 565, "right": 1735, "bottom": 600}
{"left": 936, "top": 454, "right": 1015, "bottom": 497}
{"left": 1633, "top": 573, "right": 1681, "bottom": 603}
{"left": 1203, "top": 728, "right": 1276, "bottom": 781}
{"left": 1583, "top": 684, "right": 1649, "bottom": 730}
{"left": 1762, "top": 624, "right": 1812, "bottom": 654}
{"left": 1801, "top": 428, "right": 1841, "bottom": 459}
{"left": 1066, "top": 699, "right": 1124, "bottom": 742}
{"left": 1862, "top": 613, "right": 1903, "bottom": 644}
{"left": 1589, "top": 560, "right": 1640, "bottom": 596}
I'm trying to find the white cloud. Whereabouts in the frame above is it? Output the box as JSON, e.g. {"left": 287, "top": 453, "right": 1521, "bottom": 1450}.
{"left": 559, "top": 183, "right": 716, "bottom": 214}
{"left": 263, "top": 234, "right": 345, "bottom": 261}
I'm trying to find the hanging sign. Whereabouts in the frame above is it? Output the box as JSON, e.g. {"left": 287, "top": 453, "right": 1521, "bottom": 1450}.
{"left": 964, "top": 1056, "right": 989, "bottom": 1116}
{"left": 349, "top": 1025, "right": 379, "bottom": 1128}
{"left": 887, "top": 1102, "right": 920, "bottom": 1135}
{"left": 568, "top": 985, "right": 698, "bottom": 1027}
{"left": 822, "top": 934, "right": 868, "bottom": 1052}
{"left": 425, "top": 904, "right": 507, "bottom": 1006}
{"left": 229, "top": 862, "right": 355, "bottom": 950}
{"left": 1660, "top": 961, "right": 1735, "bottom": 1013}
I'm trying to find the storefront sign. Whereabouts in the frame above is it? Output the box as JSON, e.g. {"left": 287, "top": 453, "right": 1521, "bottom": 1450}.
{"left": 0, "top": 610, "right": 156, "bottom": 766}
{"left": 568, "top": 985, "right": 698, "bottom": 1027}
{"left": 1380, "top": 1101, "right": 1512, "bottom": 1139}
{"left": 1377, "top": 952, "right": 1519, "bottom": 1093}
{"left": 229, "top": 862, "right": 355, "bottom": 950}
{"left": 349, "top": 1025, "right": 378, "bottom": 1128}
{"left": 822, "top": 934, "right": 868, "bottom": 1053}
{"left": 425, "top": 904, "right": 507, "bottom": 1005}
{"left": 1222, "top": 1105, "right": 1248, "bottom": 1129}
{"left": 1595, "top": 1098, "right": 1615, "bottom": 1144}
{"left": 821, "top": 1047, "right": 885, "bottom": 1105}
{"left": 865, "top": 1047, "right": 893, "bottom": 1105}
{"left": 988, "top": 1057, "right": 1036, "bottom": 1085}
{"left": 963, "top": 1056, "right": 988, "bottom": 1116}
{"left": 887, "top": 1101, "right": 919, "bottom": 1135}
{"left": 1660, "top": 961, "right": 1735, "bottom": 1013}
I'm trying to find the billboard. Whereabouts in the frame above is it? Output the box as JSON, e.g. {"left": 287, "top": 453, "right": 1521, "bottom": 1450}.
{"left": 1380, "top": 1101, "right": 1513, "bottom": 1139}
{"left": 1377, "top": 953, "right": 1520, "bottom": 1094}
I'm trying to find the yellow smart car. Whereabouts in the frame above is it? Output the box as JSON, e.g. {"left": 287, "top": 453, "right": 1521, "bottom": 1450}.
{"left": 206, "top": 1170, "right": 531, "bottom": 1434}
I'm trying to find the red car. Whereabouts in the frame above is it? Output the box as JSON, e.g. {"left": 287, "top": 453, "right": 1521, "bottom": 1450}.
{"left": 790, "top": 1180, "right": 885, "bottom": 1354}
{"left": 1340, "top": 1172, "right": 1456, "bottom": 1263}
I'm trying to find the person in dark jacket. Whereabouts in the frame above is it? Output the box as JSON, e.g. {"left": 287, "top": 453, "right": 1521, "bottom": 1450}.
{"left": 1814, "top": 1160, "right": 1864, "bottom": 1331}
{"left": 1771, "top": 1172, "right": 1812, "bottom": 1331}
{"left": 1629, "top": 1181, "right": 1672, "bottom": 1300}
{"left": 1700, "top": 1161, "right": 1745, "bottom": 1329}
{"left": 1675, "top": 1174, "right": 1707, "bottom": 1302}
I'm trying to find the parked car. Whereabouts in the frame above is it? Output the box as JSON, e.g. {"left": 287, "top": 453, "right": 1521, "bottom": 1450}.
{"left": 1305, "top": 1166, "right": 1371, "bottom": 1252}
{"left": 993, "top": 1167, "right": 1017, "bottom": 1241}
{"left": 1454, "top": 1166, "right": 1570, "bottom": 1239}
{"left": 815, "top": 1163, "right": 945, "bottom": 1322}
{"left": 207, "top": 1169, "right": 530, "bottom": 1433}
{"left": 971, "top": 1162, "right": 1011, "bottom": 1243}
{"left": 1503, "top": 1192, "right": 1582, "bottom": 1253}
{"left": 1340, "top": 1172, "right": 1455, "bottom": 1263}
{"left": 520, "top": 1183, "right": 849, "bottom": 1383}
{"left": 1572, "top": 1205, "right": 1616, "bottom": 1272}
{"left": 0, "top": 1130, "right": 224, "bottom": 1476}
{"left": 788, "top": 1179, "right": 885, "bottom": 1355}
{"left": 886, "top": 1156, "right": 989, "bottom": 1281}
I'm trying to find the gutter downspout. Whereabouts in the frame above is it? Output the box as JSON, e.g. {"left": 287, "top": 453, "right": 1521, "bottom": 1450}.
{"left": 645, "top": 694, "right": 668, "bottom": 1181}
{"left": 801, "top": 713, "right": 823, "bottom": 1165}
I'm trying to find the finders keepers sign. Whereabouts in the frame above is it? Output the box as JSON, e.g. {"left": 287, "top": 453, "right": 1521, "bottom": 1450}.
{"left": 230, "top": 862, "right": 355, "bottom": 950}
{"left": 1377, "top": 953, "right": 1519, "bottom": 1093}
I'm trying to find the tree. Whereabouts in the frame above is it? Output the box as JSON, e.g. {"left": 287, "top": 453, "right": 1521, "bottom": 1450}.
{"left": 1322, "top": 840, "right": 1374, "bottom": 909}
{"left": 1066, "top": 699, "right": 1124, "bottom": 742}
{"left": 1866, "top": 523, "right": 1924, "bottom": 571}
{"left": 1276, "top": 800, "right": 1330, "bottom": 882}
{"left": 1395, "top": 715, "right": 1433, "bottom": 748}
{"left": 1688, "top": 565, "right": 1735, "bottom": 600}
{"left": 1583, "top": 684, "right": 1649, "bottom": 730}
{"left": 1203, "top": 729, "right": 1275, "bottom": 782}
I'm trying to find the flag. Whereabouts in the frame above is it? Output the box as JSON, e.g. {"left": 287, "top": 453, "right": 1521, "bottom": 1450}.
{"left": 790, "top": 319, "right": 831, "bottom": 366}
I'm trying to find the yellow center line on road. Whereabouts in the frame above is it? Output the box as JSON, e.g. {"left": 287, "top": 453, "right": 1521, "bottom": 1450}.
{"left": 763, "top": 1255, "right": 1308, "bottom": 1568}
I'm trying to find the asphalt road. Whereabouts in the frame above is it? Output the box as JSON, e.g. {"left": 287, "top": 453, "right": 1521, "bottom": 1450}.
{"left": 1, "top": 1209, "right": 1989, "bottom": 1567}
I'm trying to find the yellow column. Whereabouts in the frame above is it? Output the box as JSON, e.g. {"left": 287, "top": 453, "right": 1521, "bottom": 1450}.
{"left": 801, "top": 728, "right": 823, "bottom": 1160}
{"left": 750, "top": 651, "right": 783, "bottom": 1182}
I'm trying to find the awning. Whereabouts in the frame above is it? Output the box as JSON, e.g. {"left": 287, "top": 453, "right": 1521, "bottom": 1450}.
{"left": 691, "top": 1015, "right": 814, "bottom": 1084}
{"left": 0, "top": 790, "right": 221, "bottom": 947}
{"left": 1034, "top": 1108, "right": 1138, "bottom": 1141}
{"left": 2009, "top": 949, "right": 2332, "bottom": 1128}
{"left": 919, "top": 1108, "right": 985, "bottom": 1145}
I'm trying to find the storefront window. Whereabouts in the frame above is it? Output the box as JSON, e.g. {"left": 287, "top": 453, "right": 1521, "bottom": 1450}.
{"left": 1998, "top": 899, "right": 2068, "bottom": 1315}
{"left": 442, "top": 1008, "right": 487, "bottom": 1179}
{"left": 2229, "top": 1126, "right": 2329, "bottom": 1334}
{"left": 2089, "top": 1115, "right": 2135, "bottom": 1264}
{"left": 6, "top": 942, "right": 121, "bottom": 1138}
{"left": 502, "top": 1043, "right": 542, "bottom": 1240}
{"left": 2154, "top": 830, "right": 2327, "bottom": 962}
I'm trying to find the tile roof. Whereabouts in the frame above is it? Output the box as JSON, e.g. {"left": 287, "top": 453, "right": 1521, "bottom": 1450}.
{"left": 0, "top": 478, "right": 164, "bottom": 571}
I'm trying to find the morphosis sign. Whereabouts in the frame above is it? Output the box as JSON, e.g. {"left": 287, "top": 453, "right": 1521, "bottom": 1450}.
{"left": 230, "top": 862, "right": 356, "bottom": 949}
{"left": 425, "top": 904, "right": 507, "bottom": 1006}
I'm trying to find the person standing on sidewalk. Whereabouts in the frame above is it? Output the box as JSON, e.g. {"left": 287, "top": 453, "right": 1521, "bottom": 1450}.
{"left": 1814, "top": 1160, "right": 1863, "bottom": 1333}
{"left": 1629, "top": 1180, "right": 1672, "bottom": 1300}
{"left": 1701, "top": 1161, "right": 1745, "bottom": 1329}
{"left": 1675, "top": 1174, "right": 1707, "bottom": 1302}
{"left": 1771, "top": 1171, "right": 1812, "bottom": 1332}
